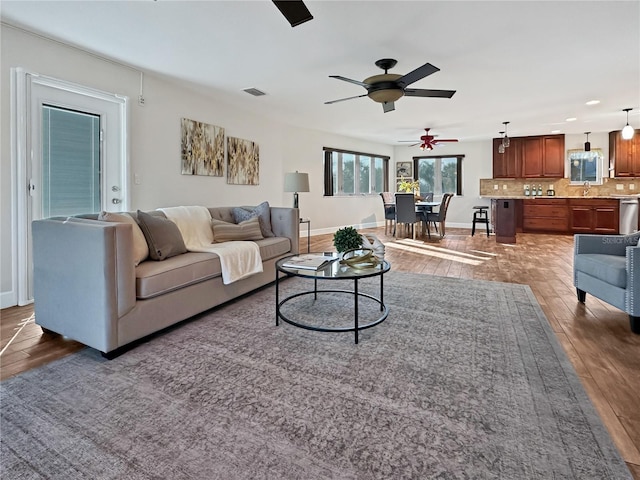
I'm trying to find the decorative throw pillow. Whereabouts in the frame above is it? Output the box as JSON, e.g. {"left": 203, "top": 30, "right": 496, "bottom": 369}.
{"left": 136, "top": 210, "right": 187, "bottom": 261}
{"left": 233, "top": 201, "right": 275, "bottom": 237}
{"left": 98, "top": 211, "right": 149, "bottom": 266}
{"left": 212, "top": 217, "right": 264, "bottom": 243}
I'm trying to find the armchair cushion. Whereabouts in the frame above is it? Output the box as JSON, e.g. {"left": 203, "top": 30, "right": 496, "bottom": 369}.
{"left": 574, "top": 253, "right": 627, "bottom": 288}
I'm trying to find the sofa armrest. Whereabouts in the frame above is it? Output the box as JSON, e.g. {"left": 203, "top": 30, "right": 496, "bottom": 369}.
{"left": 574, "top": 234, "right": 629, "bottom": 256}
{"left": 32, "top": 217, "right": 136, "bottom": 353}
{"left": 269, "top": 207, "right": 300, "bottom": 255}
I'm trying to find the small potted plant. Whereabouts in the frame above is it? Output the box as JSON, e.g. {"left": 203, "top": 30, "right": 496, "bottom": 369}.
{"left": 333, "top": 226, "right": 363, "bottom": 253}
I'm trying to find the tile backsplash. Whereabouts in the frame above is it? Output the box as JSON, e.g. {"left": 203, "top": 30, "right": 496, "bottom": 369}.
{"left": 479, "top": 177, "right": 640, "bottom": 197}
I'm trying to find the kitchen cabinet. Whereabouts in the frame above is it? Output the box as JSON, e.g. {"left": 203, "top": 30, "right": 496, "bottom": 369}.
{"left": 522, "top": 135, "right": 564, "bottom": 178}
{"left": 492, "top": 134, "right": 564, "bottom": 178}
{"left": 522, "top": 198, "right": 569, "bottom": 233}
{"left": 569, "top": 199, "right": 619, "bottom": 234}
{"left": 610, "top": 130, "right": 640, "bottom": 177}
{"left": 492, "top": 138, "right": 521, "bottom": 178}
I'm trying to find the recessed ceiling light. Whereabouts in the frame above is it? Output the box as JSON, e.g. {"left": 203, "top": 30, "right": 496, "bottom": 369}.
{"left": 585, "top": 100, "right": 600, "bottom": 106}
{"left": 566, "top": 117, "right": 577, "bottom": 122}
{"left": 551, "top": 130, "right": 562, "bottom": 134}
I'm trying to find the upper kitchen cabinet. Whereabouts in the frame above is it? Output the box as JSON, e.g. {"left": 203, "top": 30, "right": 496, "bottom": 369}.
{"left": 492, "top": 137, "right": 521, "bottom": 178}
{"left": 492, "top": 134, "right": 564, "bottom": 178}
{"left": 522, "top": 135, "right": 565, "bottom": 178}
{"left": 610, "top": 130, "right": 640, "bottom": 177}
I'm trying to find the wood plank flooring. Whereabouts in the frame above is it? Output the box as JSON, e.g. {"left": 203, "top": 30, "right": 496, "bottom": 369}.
{"left": 2, "top": 227, "right": 639, "bottom": 477}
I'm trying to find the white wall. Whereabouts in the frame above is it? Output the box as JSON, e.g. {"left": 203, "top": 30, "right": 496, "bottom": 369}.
{"left": 0, "top": 25, "right": 396, "bottom": 307}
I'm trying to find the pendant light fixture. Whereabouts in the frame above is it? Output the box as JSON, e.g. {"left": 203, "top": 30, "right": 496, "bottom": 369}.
{"left": 502, "top": 121, "right": 510, "bottom": 148}
{"left": 584, "top": 132, "right": 591, "bottom": 152}
{"left": 498, "top": 131, "right": 505, "bottom": 154}
{"left": 622, "top": 108, "right": 634, "bottom": 140}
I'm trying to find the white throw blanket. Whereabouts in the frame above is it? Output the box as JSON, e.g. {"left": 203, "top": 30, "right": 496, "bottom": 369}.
{"left": 158, "top": 206, "right": 263, "bottom": 285}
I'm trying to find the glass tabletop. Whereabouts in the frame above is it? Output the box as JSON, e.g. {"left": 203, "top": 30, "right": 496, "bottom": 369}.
{"left": 277, "top": 251, "right": 390, "bottom": 280}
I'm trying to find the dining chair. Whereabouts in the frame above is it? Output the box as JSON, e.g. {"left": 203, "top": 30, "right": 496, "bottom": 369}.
{"left": 425, "top": 193, "right": 454, "bottom": 238}
{"left": 379, "top": 192, "right": 396, "bottom": 235}
{"left": 394, "top": 193, "right": 424, "bottom": 239}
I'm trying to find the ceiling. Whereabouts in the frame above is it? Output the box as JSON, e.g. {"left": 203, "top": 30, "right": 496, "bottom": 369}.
{"left": 2, "top": 1, "right": 639, "bottom": 146}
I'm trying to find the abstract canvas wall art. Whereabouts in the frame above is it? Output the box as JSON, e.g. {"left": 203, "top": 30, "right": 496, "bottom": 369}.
{"left": 227, "top": 136, "right": 259, "bottom": 185}
{"left": 181, "top": 118, "right": 224, "bottom": 176}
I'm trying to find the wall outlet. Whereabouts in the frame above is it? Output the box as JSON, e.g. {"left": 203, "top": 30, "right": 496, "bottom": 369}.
{"left": 138, "top": 95, "right": 145, "bottom": 106}
{"left": 494, "top": 184, "right": 499, "bottom": 190}
{"left": 503, "top": 184, "right": 508, "bottom": 190}
{"left": 630, "top": 184, "right": 635, "bottom": 190}
{"left": 134, "top": 173, "right": 142, "bottom": 185}
{"left": 616, "top": 184, "right": 624, "bottom": 190}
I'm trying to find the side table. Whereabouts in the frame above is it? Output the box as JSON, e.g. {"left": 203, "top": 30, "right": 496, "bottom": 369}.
{"left": 300, "top": 218, "right": 310, "bottom": 253}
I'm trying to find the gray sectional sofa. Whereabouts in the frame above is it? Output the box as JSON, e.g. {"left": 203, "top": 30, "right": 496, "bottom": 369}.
{"left": 32, "top": 206, "right": 299, "bottom": 357}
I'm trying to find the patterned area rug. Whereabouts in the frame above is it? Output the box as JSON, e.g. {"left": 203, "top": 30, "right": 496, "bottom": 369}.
{"left": 1, "top": 272, "right": 631, "bottom": 479}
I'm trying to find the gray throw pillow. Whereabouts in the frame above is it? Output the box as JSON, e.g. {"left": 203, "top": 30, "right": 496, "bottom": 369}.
{"left": 233, "top": 201, "right": 274, "bottom": 237}
{"left": 136, "top": 210, "right": 187, "bottom": 261}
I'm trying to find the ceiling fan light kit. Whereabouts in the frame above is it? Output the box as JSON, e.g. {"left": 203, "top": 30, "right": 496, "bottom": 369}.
{"left": 622, "top": 108, "right": 635, "bottom": 140}
{"left": 326, "top": 58, "right": 455, "bottom": 113}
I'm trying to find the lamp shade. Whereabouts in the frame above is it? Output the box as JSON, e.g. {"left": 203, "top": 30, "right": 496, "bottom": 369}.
{"left": 284, "top": 172, "right": 309, "bottom": 193}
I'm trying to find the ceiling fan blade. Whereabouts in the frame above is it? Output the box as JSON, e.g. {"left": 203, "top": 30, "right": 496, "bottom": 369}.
{"left": 329, "top": 75, "right": 369, "bottom": 88}
{"left": 396, "top": 63, "right": 439, "bottom": 88}
{"left": 272, "top": 0, "right": 313, "bottom": 27}
{"left": 382, "top": 101, "right": 395, "bottom": 113}
{"left": 434, "top": 139, "right": 459, "bottom": 143}
{"left": 324, "top": 94, "right": 368, "bottom": 105}
{"left": 405, "top": 88, "right": 456, "bottom": 98}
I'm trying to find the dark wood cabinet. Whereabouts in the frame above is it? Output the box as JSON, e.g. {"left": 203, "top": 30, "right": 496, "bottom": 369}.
{"left": 492, "top": 138, "right": 521, "bottom": 178}
{"left": 492, "top": 134, "right": 564, "bottom": 178}
{"left": 569, "top": 199, "right": 619, "bottom": 234}
{"left": 610, "top": 130, "right": 640, "bottom": 177}
{"left": 522, "top": 199, "right": 569, "bottom": 232}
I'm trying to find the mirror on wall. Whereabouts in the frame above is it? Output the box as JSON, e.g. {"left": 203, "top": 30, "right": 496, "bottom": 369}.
{"left": 568, "top": 148, "right": 603, "bottom": 185}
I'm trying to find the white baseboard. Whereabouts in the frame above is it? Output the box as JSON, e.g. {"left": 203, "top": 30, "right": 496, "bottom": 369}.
{"left": 1, "top": 289, "right": 18, "bottom": 309}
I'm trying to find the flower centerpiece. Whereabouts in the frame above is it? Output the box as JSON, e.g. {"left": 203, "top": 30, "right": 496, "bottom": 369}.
{"left": 397, "top": 176, "right": 420, "bottom": 194}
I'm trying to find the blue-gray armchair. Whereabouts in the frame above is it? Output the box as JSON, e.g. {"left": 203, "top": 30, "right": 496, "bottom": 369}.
{"left": 574, "top": 233, "right": 640, "bottom": 334}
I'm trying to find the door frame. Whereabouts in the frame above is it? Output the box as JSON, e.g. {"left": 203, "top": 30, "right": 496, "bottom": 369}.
{"left": 11, "top": 68, "right": 129, "bottom": 305}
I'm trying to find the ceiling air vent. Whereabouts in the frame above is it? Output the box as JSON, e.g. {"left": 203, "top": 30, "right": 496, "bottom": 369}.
{"left": 243, "top": 88, "right": 267, "bottom": 97}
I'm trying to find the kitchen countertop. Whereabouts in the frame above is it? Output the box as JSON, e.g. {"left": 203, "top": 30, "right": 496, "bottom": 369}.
{"left": 480, "top": 195, "right": 639, "bottom": 199}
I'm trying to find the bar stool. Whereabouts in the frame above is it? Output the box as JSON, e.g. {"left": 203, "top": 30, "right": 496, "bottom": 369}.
{"left": 471, "top": 206, "right": 490, "bottom": 237}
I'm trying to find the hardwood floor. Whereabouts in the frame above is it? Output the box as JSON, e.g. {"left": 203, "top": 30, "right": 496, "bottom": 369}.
{"left": 2, "top": 227, "right": 639, "bottom": 477}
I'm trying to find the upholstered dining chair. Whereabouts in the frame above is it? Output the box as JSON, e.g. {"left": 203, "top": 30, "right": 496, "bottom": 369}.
{"left": 425, "top": 193, "right": 454, "bottom": 238}
{"left": 394, "top": 193, "right": 424, "bottom": 239}
{"left": 380, "top": 192, "right": 396, "bottom": 235}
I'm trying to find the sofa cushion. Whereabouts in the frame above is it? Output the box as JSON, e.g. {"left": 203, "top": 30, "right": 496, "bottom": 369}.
{"left": 574, "top": 253, "right": 627, "bottom": 289}
{"left": 212, "top": 217, "right": 263, "bottom": 243}
{"left": 135, "top": 252, "right": 220, "bottom": 299}
{"left": 136, "top": 210, "right": 187, "bottom": 261}
{"left": 98, "top": 211, "right": 149, "bottom": 266}
{"left": 233, "top": 201, "right": 275, "bottom": 237}
{"left": 254, "top": 236, "right": 292, "bottom": 260}
{"left": 623, "top": 231, "right": 640, "bottom": 246}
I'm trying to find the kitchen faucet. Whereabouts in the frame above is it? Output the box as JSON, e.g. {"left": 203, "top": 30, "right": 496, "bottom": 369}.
{"left": 583, "top": 181, "right": 591, "bottom": 197}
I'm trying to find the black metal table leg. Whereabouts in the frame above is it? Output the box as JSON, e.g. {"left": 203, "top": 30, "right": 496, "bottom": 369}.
{"left": 354, "top": 278, "right": 359, "bottom": 344}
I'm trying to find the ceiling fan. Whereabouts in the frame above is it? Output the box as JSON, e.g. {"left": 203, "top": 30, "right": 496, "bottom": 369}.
{"left": 272, "top": 1, "right": 313, "bottom": 27}
{"left": 325, "top": 59, "right": 456, "bottom": 113}
{"left": 399, "top": 128, "right": 459, "bottom": 150}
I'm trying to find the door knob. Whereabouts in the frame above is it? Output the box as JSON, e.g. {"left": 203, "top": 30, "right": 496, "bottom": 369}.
{"left": 112, "top": 198, "right": 122, "bottom": 204}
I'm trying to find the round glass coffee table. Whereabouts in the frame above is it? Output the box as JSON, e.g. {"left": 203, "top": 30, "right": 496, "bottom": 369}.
{"left": 275, "top": 252, "right": 391, "bottom": 344}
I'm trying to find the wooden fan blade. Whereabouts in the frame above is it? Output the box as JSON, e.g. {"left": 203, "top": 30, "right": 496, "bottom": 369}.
{"left": 405, "top": 88, "right": 456, "bottom": 98}
{"left": 434, "top": 139, "right": 459, "bottom": 143}
{"left": 396, "top": 63, "right": 439, "bottom": 88}
{"left": 272, "top": 0, "right": 313, "bottom": 27}
{"left": 324, "top": 94, "right": 367, "bottom": 105}
{"left": 329, "top": 75, "right": 369, "bottom": 88}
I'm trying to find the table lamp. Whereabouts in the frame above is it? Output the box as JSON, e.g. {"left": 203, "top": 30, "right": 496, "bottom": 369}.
{"left": 284, "top": 171, "right": 309, "bottom": 209}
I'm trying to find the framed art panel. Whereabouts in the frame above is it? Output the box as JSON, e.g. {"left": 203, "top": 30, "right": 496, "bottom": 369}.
{"left": 396, "top": 161, "right": 412, "bottom": 178}
{"left": 181, "top": 118, "right": 224, "bottom": 176}
{"left": 227, "top": 136, "right": 259, "bottom": 185}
